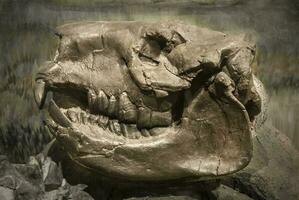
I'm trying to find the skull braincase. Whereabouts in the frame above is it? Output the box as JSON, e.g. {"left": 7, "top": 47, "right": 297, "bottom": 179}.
{"left": 34, "top": 21, "right": 263, "bottom": 181}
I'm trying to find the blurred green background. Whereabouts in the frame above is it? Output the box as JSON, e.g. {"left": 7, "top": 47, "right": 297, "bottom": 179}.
{"left": 0, "top": 0, "right": 298, "bottom": 162}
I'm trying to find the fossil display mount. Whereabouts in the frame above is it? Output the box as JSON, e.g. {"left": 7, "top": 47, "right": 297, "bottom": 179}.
{"left": 34, "top": 21, "right": 262, "bottom": 182}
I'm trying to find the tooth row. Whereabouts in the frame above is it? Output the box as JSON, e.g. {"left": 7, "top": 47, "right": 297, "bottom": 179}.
{"left": 65, "top": 109, "right": 162, "bottom": 139}
{"left": 88, "top": 90, "right": 172, "bottom": 128}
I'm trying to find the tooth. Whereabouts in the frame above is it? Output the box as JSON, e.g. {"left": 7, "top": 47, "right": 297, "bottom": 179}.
{"left": 44, "top": 118, "right": 58, "bottom": 135}
{"left": 137, "top": 106, "right": 152, "bottom": 128}
{"left": 76, "top": 112, "right": 82, "bottom": 123}
{"left": 134, "top": 131, "right": 141, "bottom": 139}
{"left": 119, "top": 92, "right": 137, "bottom": 123}
{"left": 159, "top": 100, "right": 172, "bottom": 112}
{"left": 125, "top": 124, "right": 140, "bottom": 139}
{"left": 88, "top": 115, "right": 98, "bottom": 124}
{"left": 151, "top": 110, "right": 172, "bottom": 127}
{"left": 88, "top": 90, "right": 96, "bottom": 113}
{"left": 96, "top": 90, "right": 109, "bottom": 114}
{"left": 140, "top": 129, "right": 151, "bottom": 137}
{"left": 81, "top": 112, "right": 88, "bottom": 124}
{"left": 108, "top": 120, "right": 115, "bottom": 132}
{"left": 113, "top": 120, "right": 121, "bottom": 135}
{"left": 154, "top": 89, "right": 168, "bottom": 98}
{"left": 48, "top": 100, "right": 72, "bottom": 127}
{"left": 149, "top": 127, "right": 164, "bottom": 136}
{"left": 34, "top": 79, "right": 47, "bottom": 109}
{"left": 97, "top": 115, "right": 109, "bottom": 129}
{"left": 66, "top": 110, "right": 77, "bottom": 122}
{"left": 107, "top": 95, "right": 118, "bottom": 118}
{"left": 120, "top": 123, "right": 128, "bottom": 138}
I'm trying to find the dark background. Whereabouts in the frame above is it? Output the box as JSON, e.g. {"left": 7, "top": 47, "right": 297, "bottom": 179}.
{"left": 0, "top": 0, "right": 298, "bottom": 162}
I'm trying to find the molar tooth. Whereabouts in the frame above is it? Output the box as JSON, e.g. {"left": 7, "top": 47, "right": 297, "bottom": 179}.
{"left": 137, "top": 106, "right": 152, "bottom": 128}
{"left": 107, "top": 95, "right": 118, "bottom": 118}
{"left": 159, "top": 100, "right": 172, "bottom": 112}
{"left": 119, "top": 92, "right": 137, "bottom": 123}
{"left": 88, "top": 90, "right": 96, "bottom": 113}
{"left": 134, "top": 131, "right": 141, "bottom": 139}
{"left": 125, "top": 124, "right": 140, "bottom": 139}
{"left": 149, "top": 127, "right": 164, "bottom": 136}
{"left": 66, "top": 110, "right": 78, "bottom": 122}
{"left": 140, "top": 129, "right": 151, "bottom": 137}
{"left": 96, "top": 90, "right": 109, "bottom": 114}
{"left": 97, "top": 115, "right": 109, "bottom": 129}
{"left": 151, "top": 110, "right": 172, "bottom": 127}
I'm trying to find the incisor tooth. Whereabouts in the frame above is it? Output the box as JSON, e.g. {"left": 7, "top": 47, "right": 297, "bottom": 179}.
{"left": 119, "top": 92, "right": 137, "bottom": 123}
{"left": 97, "top": 90, "right": 109, "bottom": 113}
{"left": 107, "top": 95, "right": 118, "bottom": 117}
{"left": 34, "top": 79, "right": 46, "bottom": 109}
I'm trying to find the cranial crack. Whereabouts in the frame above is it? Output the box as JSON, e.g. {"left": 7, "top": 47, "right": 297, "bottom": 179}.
{"left": 216, "top": 158, "right": 221, "bottom": 176}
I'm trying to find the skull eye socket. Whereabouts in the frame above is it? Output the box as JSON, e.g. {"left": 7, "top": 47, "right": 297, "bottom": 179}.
{"left": 137, "top": 31, "right": 186, "bottom": 66}
{"left": 137, "top": 39, "right": 161, "bottom": 66}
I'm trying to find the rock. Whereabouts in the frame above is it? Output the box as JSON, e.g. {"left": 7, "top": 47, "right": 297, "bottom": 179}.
{"left": 0, "top": 154, "right": 94, "bottom": 200}
{"left": 212, "top": 185, "right": 253, "bottom": 200}
{"left": 123, "top": 185, "right": 255, "bottom": 200}
{"left": 125, "top": 197, "right": 198, "bottom": 200}
{"left": 15, "top": 180, "right": 41, "bottom": 200}
{"left": 42, "top": 157, "right": 63, "bottom": 191}
{"left": 0, "top": 186, "right": 15, "bottom": 200}
{"left": 223, "top": 125, "right": 299, "bottom": 200}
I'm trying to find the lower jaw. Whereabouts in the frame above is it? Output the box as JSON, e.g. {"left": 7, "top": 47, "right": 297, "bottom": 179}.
{"left": 45, "top": 96, "right": 251, "bottom": 182}
{"left": 45, "top": 104, "right": 187, "bottom": 181}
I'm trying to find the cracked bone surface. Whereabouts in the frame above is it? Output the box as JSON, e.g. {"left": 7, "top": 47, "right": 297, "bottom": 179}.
{"left": 34, "top": 21, "right": 264, "bottom": 182}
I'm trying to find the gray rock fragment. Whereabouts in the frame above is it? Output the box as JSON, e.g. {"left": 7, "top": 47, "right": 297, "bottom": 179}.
{"left": 223, "top": 125, "right": 299, "bottom": 200}
{"left": 212, "top": 185, "right": 253, "bottom": 200}
{"left": 0, "top": 186, "right": 15, "bottom": 200}
{"left": 0, "top": 154, "right": 94, "bottom": 200}
{"left": 42, "top": 157, "right": 63, "bottom": 191}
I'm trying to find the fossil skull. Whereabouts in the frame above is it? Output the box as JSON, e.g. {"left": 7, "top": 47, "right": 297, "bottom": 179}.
{"left": 34, "top": 21, "right": 263, "bottom": 182}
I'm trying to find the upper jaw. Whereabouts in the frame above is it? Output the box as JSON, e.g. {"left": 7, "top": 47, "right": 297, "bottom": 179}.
{"left": 33, "top": 70, "right": 180, "bottom": 144}
{"left": 33, "top": 72, "right": 254, "bottom": 181}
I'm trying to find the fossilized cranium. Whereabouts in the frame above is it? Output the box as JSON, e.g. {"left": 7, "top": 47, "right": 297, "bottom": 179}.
{"left": 34, "top": 21, "right": 263, "bottom": 182}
